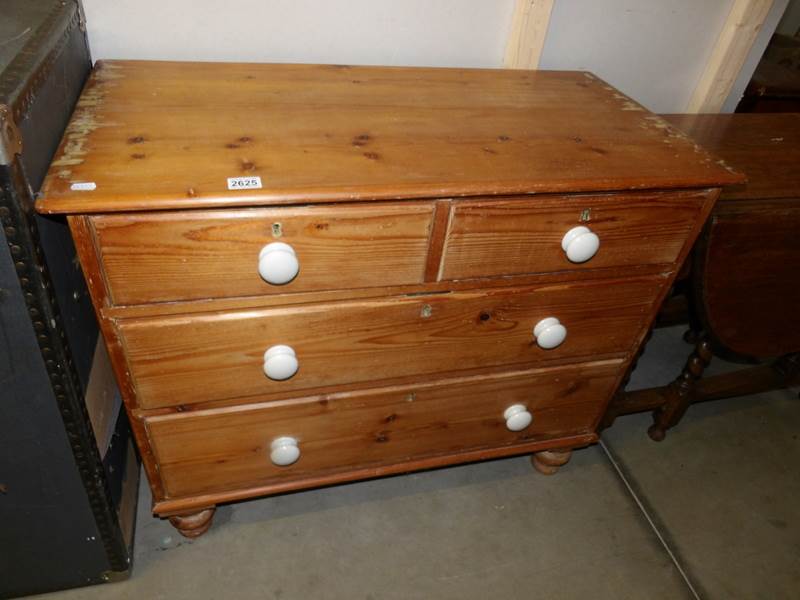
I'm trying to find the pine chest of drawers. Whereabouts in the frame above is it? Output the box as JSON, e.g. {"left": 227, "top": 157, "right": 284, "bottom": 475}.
{"left": 37, "top": 60, "right": 741, "bottom": 537}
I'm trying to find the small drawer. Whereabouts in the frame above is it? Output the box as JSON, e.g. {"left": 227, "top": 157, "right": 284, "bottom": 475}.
{"left": 439, "top": 191, "right": 710, "bottom": 281}
{"left": 118, "top": 276, "right": 663, "bottom": 409}
{"left": 91, "top": 202, "right": 435, "bottom": 305}
{"left": 145, "top": 361, "right": 621, "bottom": 499}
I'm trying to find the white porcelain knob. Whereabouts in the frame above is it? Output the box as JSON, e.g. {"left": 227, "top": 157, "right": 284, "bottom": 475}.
{"left": 533, "top": 317, "right": 567, "bottom": 349}
{"left": 504, "top": 404, "right": 533, "bottom": 431}
{"left": 270, "top": 436, "right": 300, "bottom": 466}
{"left": 263, "top": 345, "right": 298, "bottom": 380}
{"left": 561, "top": 226, "right": 600, "bottom": 263}
{"left": 258, "top": 242, "right": 299, "bottom": 285}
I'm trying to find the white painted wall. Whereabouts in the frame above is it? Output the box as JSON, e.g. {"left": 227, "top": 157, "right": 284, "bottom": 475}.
{"left": 82, "top": 0, "right": 786, "bottom": 114}
{"left": 81, "top": 0, "right": 516, "bottom": 68}
{"left": 538, "top": 0, "right": 733, "bottom": 113}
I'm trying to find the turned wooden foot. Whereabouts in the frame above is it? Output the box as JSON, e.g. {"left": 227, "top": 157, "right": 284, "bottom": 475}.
{"left": 646, "top": 424, "right": 667, "bottom": 442}
{"left": 531, "top": 449, "right": 572, "bottom": 475}
{"left": 649, "top": 334, "right": 713, "bottom": 441}
{"left": 168, "top": 507, "right": 216, "bottom": 538}
{"left": 682, "top": 328, "right": 700, "bottom": 344}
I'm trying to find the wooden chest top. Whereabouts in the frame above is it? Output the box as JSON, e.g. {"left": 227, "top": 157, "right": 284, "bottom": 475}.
{"left": 38, "top": 60, "right": 741, "bottom": 214}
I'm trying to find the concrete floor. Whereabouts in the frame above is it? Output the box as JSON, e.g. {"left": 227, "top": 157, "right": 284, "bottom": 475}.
{"left": 602, "top": 328, "right": 800, "bottom": 600}
{"left": 35, "top": 327, "right": 799, "bottom": 600}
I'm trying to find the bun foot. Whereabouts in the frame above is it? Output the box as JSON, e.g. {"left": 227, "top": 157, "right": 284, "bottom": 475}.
{"left": 168, "top": 507, "right": 216, "bottom": 538}
{"left": 531, "top": 449, "right": 572, "bottom": 475}
{"left": 647, "top": 424, "right": 666, "bottom": 442}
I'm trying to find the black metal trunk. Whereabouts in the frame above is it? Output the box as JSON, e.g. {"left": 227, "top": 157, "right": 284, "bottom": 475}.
{"left": 0, "top": 2, "right": 139, "bottom": 597}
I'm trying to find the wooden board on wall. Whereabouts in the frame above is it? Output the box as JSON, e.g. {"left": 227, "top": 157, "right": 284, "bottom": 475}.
{"left": 503, "top": 0, "right": 555, "bottom": 69}
{"left": 687, "top": 0, "right": 776, "bottom": 113}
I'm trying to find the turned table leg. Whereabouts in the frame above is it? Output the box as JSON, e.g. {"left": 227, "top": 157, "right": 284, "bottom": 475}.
{"left": 168, "top": 507, "right": 216, "bottom": 538}
{"left": 531, "top": 449, "right": 573, "bottom": 475}
{"left": 648, "top": 335, "right": 713, "bottom": 442}
{"left": 682, "top": 326, "right": 701, "bottom": 345}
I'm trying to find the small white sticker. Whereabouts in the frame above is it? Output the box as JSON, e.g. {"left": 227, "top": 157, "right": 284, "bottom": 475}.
{"left": 227, "top": 176, "right": 262, "bottom": 190}
{"left": 70, "top": 182, "right": 97, "bottom": 191}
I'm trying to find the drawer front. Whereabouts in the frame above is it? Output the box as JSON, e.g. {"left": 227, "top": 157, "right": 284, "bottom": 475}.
{"left": 146, "top": 361, "right": 621, "bottom": 498}
{"left": 439, "top": 191, "right": 709, "bottom": 281}
{"left": 119, "top": 276, "right": 663, "bottom": 409}
{"left": 91, "top": 202, "right": 435, "bottom": 305}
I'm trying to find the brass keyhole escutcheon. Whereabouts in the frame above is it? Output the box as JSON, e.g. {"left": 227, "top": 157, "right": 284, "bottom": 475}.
{"left": 579, "top": 208, "right": 591, "bottom": 222}
{"left": 271, "top": 222, "right": 283, "bottom": 237}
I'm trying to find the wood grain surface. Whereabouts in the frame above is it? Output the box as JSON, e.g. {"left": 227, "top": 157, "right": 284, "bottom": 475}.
{"left": 40, "top": 62, "right": 734, "bottom": 525}
{"left": 90, "top": 202, "right": 434, "bottom": 304}
{"left": 37, "top": 61, "right": 741, "bottom": 214}
{"left": 698, "top": 198, "right": 800, "bottom": 359}
{"left": 117, "top": 276, "right": 663, "bottom": 409}
{"left": 152, "top": 431, "right": 598, "bottom": 516}
{"left": 440, "top": 190, "right": 709, "bottom": 280}
{"left": 99, "top": 262, "right": 673, "bottom": 321}
{"left": 662, "top": 114, "right": 800, "bottom": 358}
{"left": 662, "top": 113, "right": 800, "bottom": 201}
{"left": 146, "top": 360, "right": 621, "bottom": 498}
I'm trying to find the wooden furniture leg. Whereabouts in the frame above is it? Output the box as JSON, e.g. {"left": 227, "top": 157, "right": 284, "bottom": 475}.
{"left": 168, "top": 507, "right": 216, "bottom": 538}
{"left": 648, "top": 335, "right": 713, "bottom": 441}
{"left": 531, "top": 449, "right": 573, "bottom": 475}
{"left": 604, "top": 353, "right": 800, "bottom": 433}
{"left": 600, "top": 327, "right": 654, "bottom": 430}
{"left": 682, "top": 326, "right": 701, "bottom": 345}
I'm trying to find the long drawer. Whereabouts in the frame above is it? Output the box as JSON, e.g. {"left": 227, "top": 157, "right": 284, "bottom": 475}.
{"left": 90, "top": 202, "right": 435, "bottom": 305}
{"left": 439, "top": 191, "right": 709, "bottom": 280}
{"left": 145, "top": 360, "right": 622, "bottom": 499}
{"left": 118, "top": 276, "right": 663, "bottom": 409}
